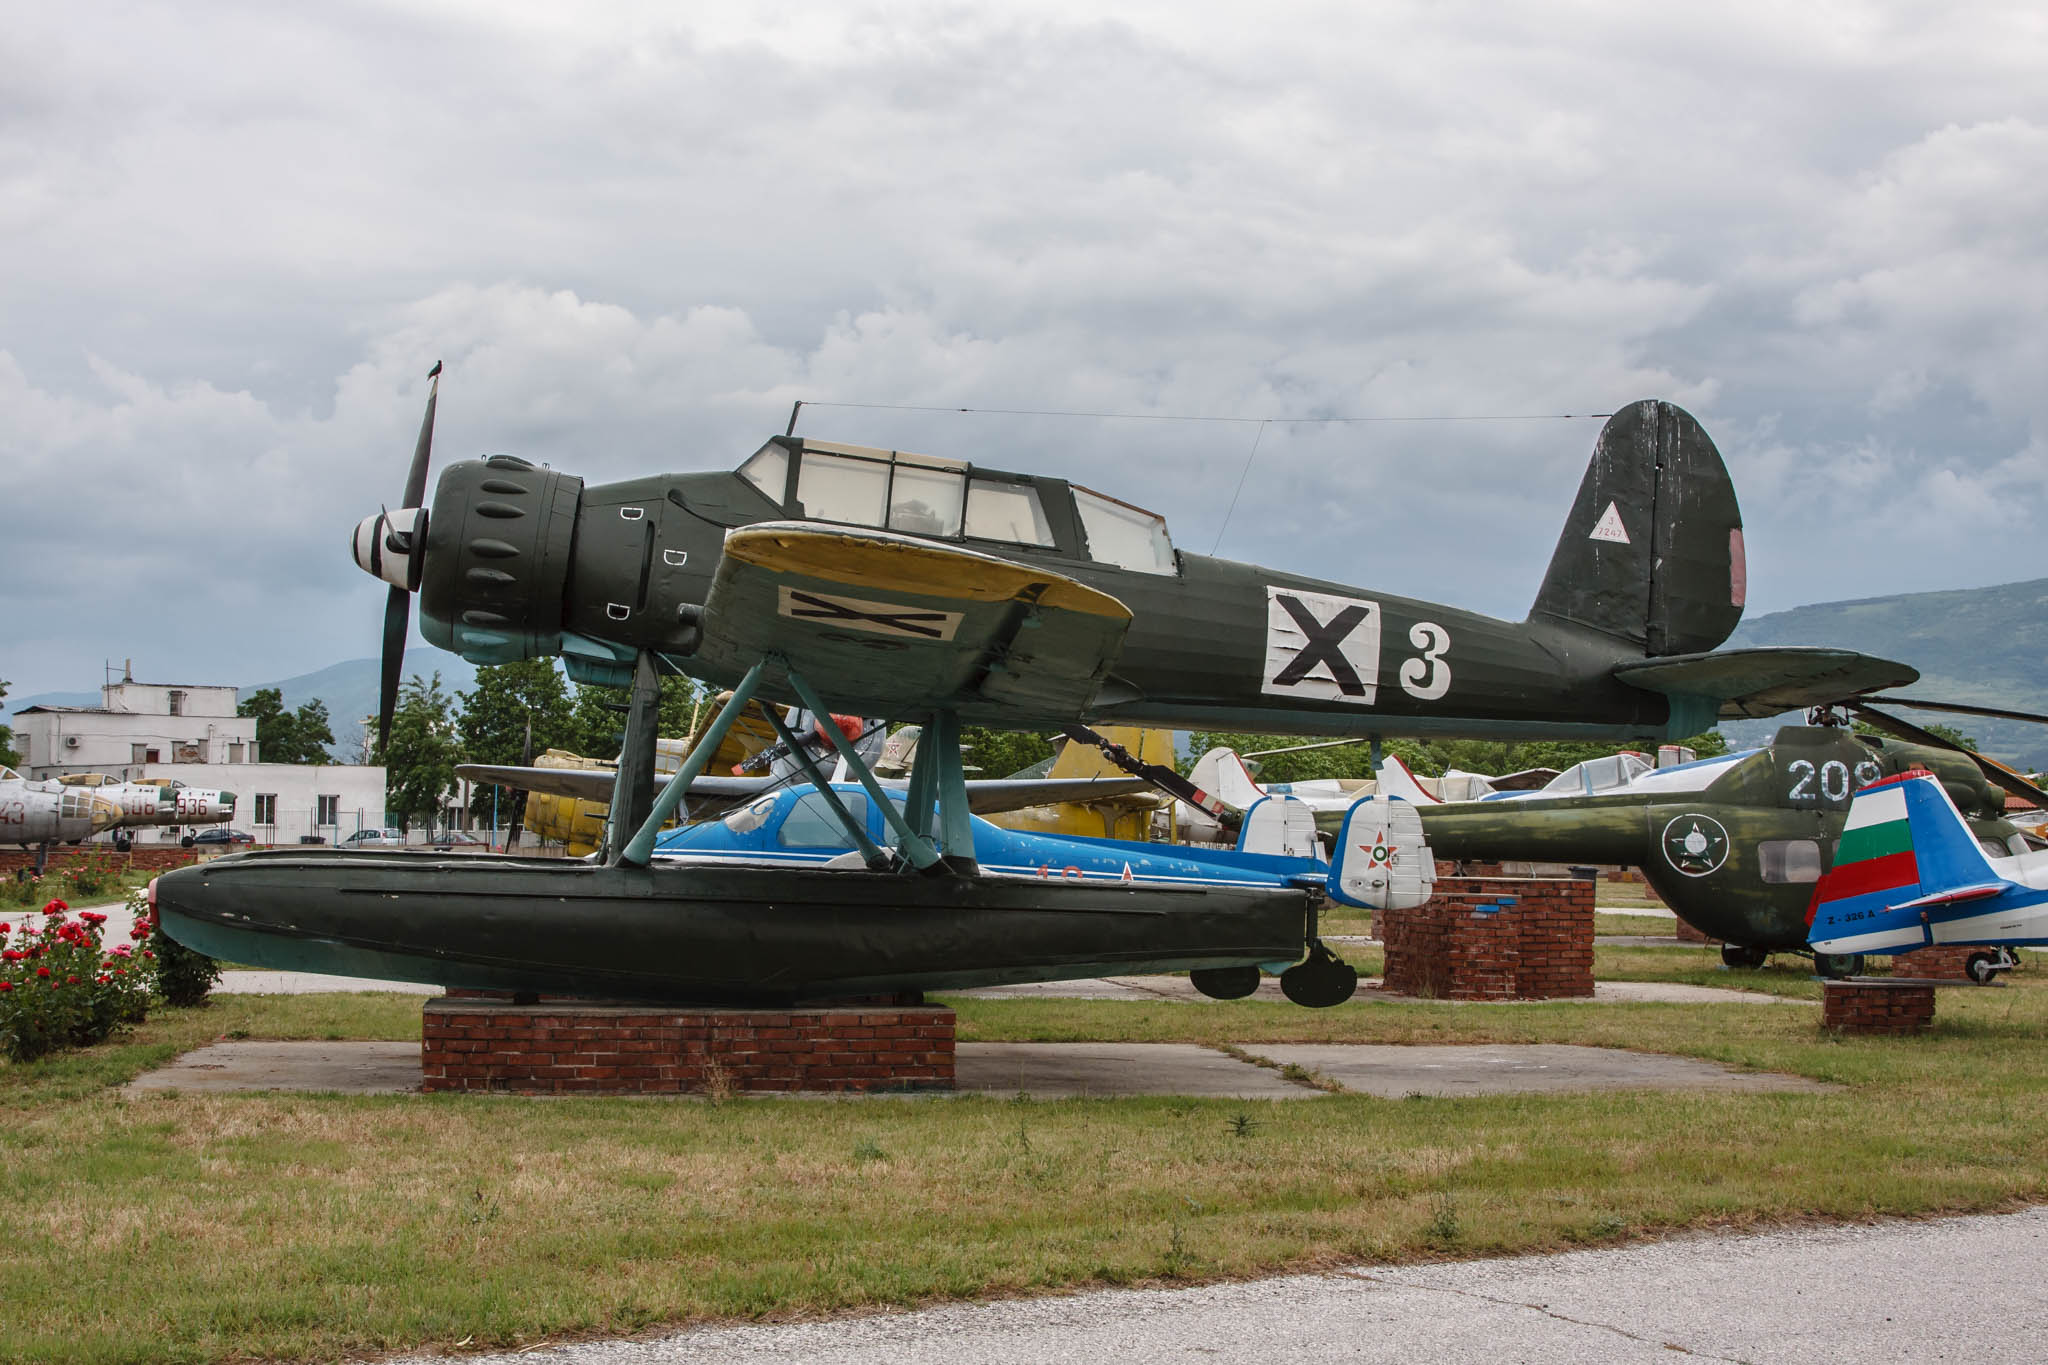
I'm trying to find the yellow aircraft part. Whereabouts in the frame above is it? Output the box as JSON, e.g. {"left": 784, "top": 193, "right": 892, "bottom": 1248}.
{"left": 519, "top": 696, "right": 781, "bottom": 855}
{"left": 985, "top": 726, "right": 1175, "bottom": 843}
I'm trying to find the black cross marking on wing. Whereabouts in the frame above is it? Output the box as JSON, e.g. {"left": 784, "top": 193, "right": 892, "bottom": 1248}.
{"left": 786, "top": 590, "right": 952, "bottom": 639}
{"left": 1270, "top": 593, "right": 1371, "bottom": 695}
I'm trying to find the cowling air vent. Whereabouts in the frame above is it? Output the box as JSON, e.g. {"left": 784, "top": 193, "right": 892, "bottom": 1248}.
{"left": 419, "top": 458, "right": 583, "bottom": 663}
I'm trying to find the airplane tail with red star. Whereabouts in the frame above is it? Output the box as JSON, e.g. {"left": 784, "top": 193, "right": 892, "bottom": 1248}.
{"left": 1327, "top": 798, "right": 1437, "bottom": 911}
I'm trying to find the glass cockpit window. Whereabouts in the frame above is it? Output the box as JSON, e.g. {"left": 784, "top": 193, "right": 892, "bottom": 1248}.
{"left": 963, "top": 477, "right": 1056, "bottom": 546}
{"left": 887, "top": 458, "right": 965, "bottom": 537}
{"left": 778, "top": 790, "right": 869, "bottom": 848}
{"left": 738, "top": 442, "right": 790, "bottom": 506}
{"left": 1758, "top": 839, "right": 1824, "bottom": 884}
{"left": 796, "top": 452, "right": 891, "bottom": 527}
{"left": 1073, "top": 485, "right": 1175, "bottom": 574}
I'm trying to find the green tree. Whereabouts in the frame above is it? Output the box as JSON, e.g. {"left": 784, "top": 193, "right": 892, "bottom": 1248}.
{"left": 959, "top": 727, "right": 1055, "bottom": 777}
{"left": 0, "top": 680, "right": 19, "bottom": 770}
{"left": 379, "top": 673, "right": 460, "bottom": 834}
{"left": 458, "top": 662, "right": 576, "bottom": 821}
{"left": 1182, "top": 729, "right": 1731, "bottom": 784}
{"left": 566, "top": 674, "right": 711, "bottom": 758}
{"left": 236, "top": 688, "right": 337, "bottom": 764}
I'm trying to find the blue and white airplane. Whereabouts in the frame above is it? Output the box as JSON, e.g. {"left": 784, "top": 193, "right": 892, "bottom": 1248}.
{"left": 1807, "top": 769, "right": 2046, "bottom": 981}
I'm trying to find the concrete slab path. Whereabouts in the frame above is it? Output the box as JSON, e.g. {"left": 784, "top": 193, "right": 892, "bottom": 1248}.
{"left": 376, "top": 1206, "right": 2048, "bottom": 1364}
{"left": 121, "top": 1040, "right": 1818, "bottom": 1101}
{"left": 1241, "top": 1042, "right": 1829, "bottom": 1097}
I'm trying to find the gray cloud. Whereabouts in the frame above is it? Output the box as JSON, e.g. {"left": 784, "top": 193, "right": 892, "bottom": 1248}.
{"left": 4, "top": 2, "right": 2045, "bottom": 702}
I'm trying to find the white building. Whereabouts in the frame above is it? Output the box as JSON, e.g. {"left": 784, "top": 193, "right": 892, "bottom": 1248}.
{"left": 14, "top": 677, "right": 388, "bottom": 846}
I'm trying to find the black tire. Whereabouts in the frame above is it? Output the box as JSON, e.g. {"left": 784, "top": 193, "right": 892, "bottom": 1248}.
{"left": 1966, "top": 952, "right": 1999, "bottom": 985}
{"left": 1813, "top": 952, "right": 1864, "bottom": 979}
{"left": 1281, "top": 958, "right": 1359, "bottom": 1008}
{"left": 1189, "top": 965, "right": 1261, "bottom": 1000}
{"left": 1721, "top": 944, "right": 1769, "bottom": 970}
{"left": 180, "top": 836, "right": 195, "bottom": 849}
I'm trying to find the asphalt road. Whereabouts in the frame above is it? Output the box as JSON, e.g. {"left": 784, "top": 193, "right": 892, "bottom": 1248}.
{"left": 380, "top": 1207, "right": 2047, "bottom": 1364}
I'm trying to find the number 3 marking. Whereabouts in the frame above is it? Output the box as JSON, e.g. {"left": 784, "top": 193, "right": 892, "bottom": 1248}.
{"left": 1399, "top": 622, "right": 1452, "bottom": 701}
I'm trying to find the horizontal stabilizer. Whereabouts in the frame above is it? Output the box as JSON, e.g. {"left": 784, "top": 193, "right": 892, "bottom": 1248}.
{"left": 1613, "top": 647, "right": 1918, "bottom": 719}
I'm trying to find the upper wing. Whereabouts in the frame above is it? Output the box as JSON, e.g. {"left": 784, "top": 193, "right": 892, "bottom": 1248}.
{"left": 1612, "top": 647, "right": 1919, "bottom": 719}
{"left": 455, "top": 763, "right": 1152, "bottom": 815}
{"left": 689, "top": 522, "right": 1133, "bottom": 723}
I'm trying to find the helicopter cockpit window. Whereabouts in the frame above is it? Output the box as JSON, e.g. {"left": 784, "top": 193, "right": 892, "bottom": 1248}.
{"left": 738, "top": 442, "right": 790, "bottom": 505}
{"left": 1073, "top": 486, "right": 1175, "bottom": 575}
{"left": 1758, "top": 839, "right": 1823, "bottom": 884}
{"left": 963, "top": 478, "right": 1055, "bottom": 546}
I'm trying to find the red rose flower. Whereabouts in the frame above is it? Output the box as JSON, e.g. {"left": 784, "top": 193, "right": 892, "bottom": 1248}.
{"left": 66, "top": 975, "right": 79, "bottom": 985}
{"left": 35, "top": 966, "right": 50, "bottom": 978}
{"left": 0, "top": 981, "right": 10, "bottom": 992}
{"left": 81, "top": 911, "right": 107, "bottom": 924}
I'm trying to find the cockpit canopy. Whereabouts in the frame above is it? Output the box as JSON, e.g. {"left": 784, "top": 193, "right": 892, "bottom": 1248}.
{"left": 737, "top": 437, "right": 1178, "bottom": 575}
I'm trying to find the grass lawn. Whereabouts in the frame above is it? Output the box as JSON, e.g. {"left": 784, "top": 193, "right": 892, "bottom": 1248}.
{"left": 2, "top": 957, "right": 2045, "bottom": 1363}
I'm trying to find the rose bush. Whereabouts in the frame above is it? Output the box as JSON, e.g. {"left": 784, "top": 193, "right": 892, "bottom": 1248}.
{"left": 0, "top": 899, "right": 155, "bottom": 1062}
{"left": 135, "top": 886, "right": 220, "bottom": 1007}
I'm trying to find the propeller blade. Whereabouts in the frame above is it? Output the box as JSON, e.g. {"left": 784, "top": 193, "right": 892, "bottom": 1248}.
{"left": 400, "top": 361, "right": 441, "bottom": 511}
{"left": 1847, "top": 702, "right": 2048, "bottom": 809}
{"left": 378, "top": 584, "right": 410, "bottom": 754}
{"left": 1865, "top": 695, "right": 2048, "bottom": 727}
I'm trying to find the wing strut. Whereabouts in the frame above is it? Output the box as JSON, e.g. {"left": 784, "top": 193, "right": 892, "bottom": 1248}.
{"left": 760, "top": 704, "right": 894, "bottom": 871}
{"left": 600, "top": 650, "right": 664, "bottom": 863}
{"left": 615, "top": 658, "right": 768, "bottom": 867}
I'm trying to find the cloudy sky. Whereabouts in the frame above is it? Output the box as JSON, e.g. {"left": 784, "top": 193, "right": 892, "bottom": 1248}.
{"left": 6, "top": 1, "right": 2046, "bottom": 704}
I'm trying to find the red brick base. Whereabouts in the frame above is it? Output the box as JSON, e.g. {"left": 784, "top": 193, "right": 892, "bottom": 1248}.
{"left": 1672, "top": 917, "right": 1716, "bottom": 944}
{"left": 1, "top": 847, "right": 200, "bottom": 877}
{"left": 1380, "top": 876, "right": 1595, "bottom": 1000}
{"left": 1885, "top": 944, "right": 1981, "bottom": 981}
{"left": 420, "top": 999, "right": 956, "bottom": 1094}
{"left": 1822, "top": 980, "right": 1936, "bottom": 1034}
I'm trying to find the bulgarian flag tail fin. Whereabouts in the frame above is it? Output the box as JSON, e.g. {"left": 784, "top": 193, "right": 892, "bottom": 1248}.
{"left": 1808, "top": 771, "right": 1995, "bottom": 954}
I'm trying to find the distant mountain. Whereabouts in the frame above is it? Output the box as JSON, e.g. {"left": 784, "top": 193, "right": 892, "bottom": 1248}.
{"left": 7, "top": 650, "right": 479, "bottom": 761}
{"left": 1723, "top": 579, "right": 2048, "bottom": 767}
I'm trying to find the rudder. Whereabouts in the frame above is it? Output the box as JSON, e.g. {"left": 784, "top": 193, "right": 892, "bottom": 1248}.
{"left": 1528, "top": 399, "right": 1744, "bottom": 656}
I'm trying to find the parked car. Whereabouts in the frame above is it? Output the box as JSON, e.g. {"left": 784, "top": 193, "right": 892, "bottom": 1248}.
{"left": 338, "top": 827, "right": 407, "bottom": 849}
{"left": 184, "top": 828, "right": 256, "bottom": 847}
{"left": 429, "top": 830, "right": 488, "bottom": 851}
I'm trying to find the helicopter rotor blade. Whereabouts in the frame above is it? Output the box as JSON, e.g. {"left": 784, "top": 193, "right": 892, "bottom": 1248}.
{"left": 1846, "top": 701, "right": 2048, "bottom": 810}
{"left": 1864, "top": 695, "right": 2048, "bottom": 727}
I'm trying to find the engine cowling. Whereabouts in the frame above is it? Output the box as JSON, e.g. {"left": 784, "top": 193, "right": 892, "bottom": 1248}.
{"left": 418, "top": 455, "right": 584, "bottom": 664}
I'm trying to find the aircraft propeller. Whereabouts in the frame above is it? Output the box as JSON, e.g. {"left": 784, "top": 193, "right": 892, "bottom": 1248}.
{"left": 350, "top": 361, "right": 442, "bottom": 752}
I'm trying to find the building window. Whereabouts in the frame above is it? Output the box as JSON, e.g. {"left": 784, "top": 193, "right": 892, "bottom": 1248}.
{"left": 132, "top": 744, "right": 149, "bottom": 764}
{"left": 317, "top": 794, "right": 339, "bottom": 826}
{"left": 228, "top": 743, "right": 244, "bottom": 763}
{"left": 168, "top": 690, "right": 185, "bottom": 717}
{"left": 144, "top": 748, "right": 160, "bottom": 764}
{"left": 254, "top": 794, "right": 277, "bottom": 825}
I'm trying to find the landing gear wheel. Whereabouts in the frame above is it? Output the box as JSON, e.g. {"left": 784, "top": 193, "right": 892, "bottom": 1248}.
{"left": 1280, "top": 943, "right": 1358, "bottom": 1008}
{"left": 1966, "top": 952, "right": 2000, "bottom": 985}
{"left": 1190, "top": 965, "right": 1262, "bottom": 1000}
{"left": 1812, "top": 952, "right": 1865, "bottom": 979}
{"left": 1721, "top": 944, "right": 1769, "bottom": 970}
{"left": 113, "top": 835, "right": 133, "bottom": 853}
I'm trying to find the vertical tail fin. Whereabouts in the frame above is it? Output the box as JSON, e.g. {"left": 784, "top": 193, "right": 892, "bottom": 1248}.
{"left": 1327, "top": 798, "right": 1437, "bottom": 910}
{"left": 1190, "top": 747, "right": 1268, "bottom": 811}
{"left": 1807, "top": 772, "right": 2006, "bottom": 954}
{"left": 1237, "top": 796, "right": 1325, "bottom": 862}
{"left": 1528, "top": 399, "right": 1744, "bottom": 656}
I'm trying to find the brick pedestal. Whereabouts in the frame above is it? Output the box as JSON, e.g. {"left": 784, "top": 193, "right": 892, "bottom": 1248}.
{"left": 1822, "top": 980, "right": 1936, "bottom": 1034}
{"left": 1379, "top": 876, "right": 1595, "bottom": 1000}
{"left": 2, "top": 847, "right": 199, "bottom": 877}
{"left": 1885, "top": 945, "right": 1980, "bottom": 981}
{"left": 421, "top": 999, "right": 956, "bottom": 1094}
